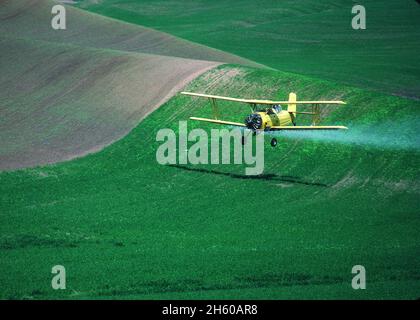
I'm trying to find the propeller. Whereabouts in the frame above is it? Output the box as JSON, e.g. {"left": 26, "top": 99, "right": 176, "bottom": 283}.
{"left": 244, "top": 114, "right": 263, "bottom": 130}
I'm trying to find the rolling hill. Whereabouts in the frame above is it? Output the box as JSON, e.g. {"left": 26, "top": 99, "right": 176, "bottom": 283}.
{"left": 0, "top": 0, "right": 419, "bottom": 299}
{"left": 77, "top": 0, "right": 420, "bottom": 99}
{"left": 0, "top": 0, "right": 261, "bottom": 169}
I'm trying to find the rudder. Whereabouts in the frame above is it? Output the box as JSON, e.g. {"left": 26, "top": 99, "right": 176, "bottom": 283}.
{"left": 287, "top": 92, "right": 297, "bottom": 125}
{"left": 288, "top": 92, "right": 297, "bottom": 113}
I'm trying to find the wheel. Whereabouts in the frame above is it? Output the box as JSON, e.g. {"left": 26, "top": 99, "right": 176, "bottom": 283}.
{"left": 241, "top": 135, "right": 246, "bottom": 145}
{"left": 270, "top": 137, "right": 278, "bottom": 147}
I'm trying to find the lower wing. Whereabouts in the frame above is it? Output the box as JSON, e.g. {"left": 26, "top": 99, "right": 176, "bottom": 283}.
{"left": 270, "top": 125, "right": 347, "bottom": 130}
{"left": 189, "top": 117, "right": 347, "bottom": 130}
{"left": 189, "top": 117, "right": 246, "bottom": 127}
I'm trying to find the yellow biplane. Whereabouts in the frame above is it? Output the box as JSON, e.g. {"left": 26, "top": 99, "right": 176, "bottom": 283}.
{"left": 181, "top": 91, "right": 347, "bottom": 147}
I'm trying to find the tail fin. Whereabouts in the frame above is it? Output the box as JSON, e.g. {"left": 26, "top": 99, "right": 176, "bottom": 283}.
{"left": 287, "top": 92, "right": 297, "bottom": 114}
{"left": 288, "top": 92, "right": 297, "bottom": 125}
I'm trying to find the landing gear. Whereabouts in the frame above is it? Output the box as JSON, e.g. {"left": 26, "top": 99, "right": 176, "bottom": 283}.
{"left": 270, "top": 138, "right": 278, "bottom": 147}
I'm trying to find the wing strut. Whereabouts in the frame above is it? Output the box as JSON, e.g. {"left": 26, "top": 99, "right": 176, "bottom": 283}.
{"left": 312, "top": 104, "right": 321, "bottom": 126}
{"left": 209, "top": 98, "right": 220, "bottom": 120}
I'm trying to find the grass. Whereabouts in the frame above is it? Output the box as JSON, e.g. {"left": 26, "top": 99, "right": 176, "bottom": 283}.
{"left": 1, "top": 65, "right": 419, "bottom": 299}
{"left": 77, "top": 0, "right": 420, "bottom": 98}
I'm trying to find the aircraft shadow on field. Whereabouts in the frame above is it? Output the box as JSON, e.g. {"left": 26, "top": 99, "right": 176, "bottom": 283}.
{"left": 168, "top": 165, "right": 329, "bottom": 187}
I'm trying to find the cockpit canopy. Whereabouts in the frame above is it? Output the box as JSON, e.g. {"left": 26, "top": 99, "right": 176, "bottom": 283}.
{"left": 266, "top": 104, "right": 282, "bottom": 114}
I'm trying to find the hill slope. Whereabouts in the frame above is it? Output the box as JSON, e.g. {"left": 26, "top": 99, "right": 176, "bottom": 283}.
{"left": 0, "top": 0, "right": 263, "bottom": 170}
{"left": 77, "top": 0, "right": 420, "bottom": 98}
{"left": 1, "top": 0, "right": 262, "bottom": 65}
{"left": 0, "top": 37, "right": 217, "bottom": 169}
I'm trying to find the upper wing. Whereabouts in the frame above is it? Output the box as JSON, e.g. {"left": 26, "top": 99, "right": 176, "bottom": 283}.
{"left": 181, "top": 92, "right": 346, "bottom": 105}
{"left": 270, "top": 125, "right": 348, "bottom": 130}
{"left": 190, "top": 117, "right": 246, "bottom": 127}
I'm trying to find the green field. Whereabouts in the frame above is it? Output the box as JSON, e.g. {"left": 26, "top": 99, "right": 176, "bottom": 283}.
{"left": 1, "top": 0, "right": 419, "bottom": 299}
{"left": 1, "top": 65, "right": 419, "bottom": 299}
{"left": 77, "top": 0, "right": 420, "bottom": 98}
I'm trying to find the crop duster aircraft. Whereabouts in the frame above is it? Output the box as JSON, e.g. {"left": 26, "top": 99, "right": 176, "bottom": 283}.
{"left": 181, "top": 91, "right": 347, "bottom": 147}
